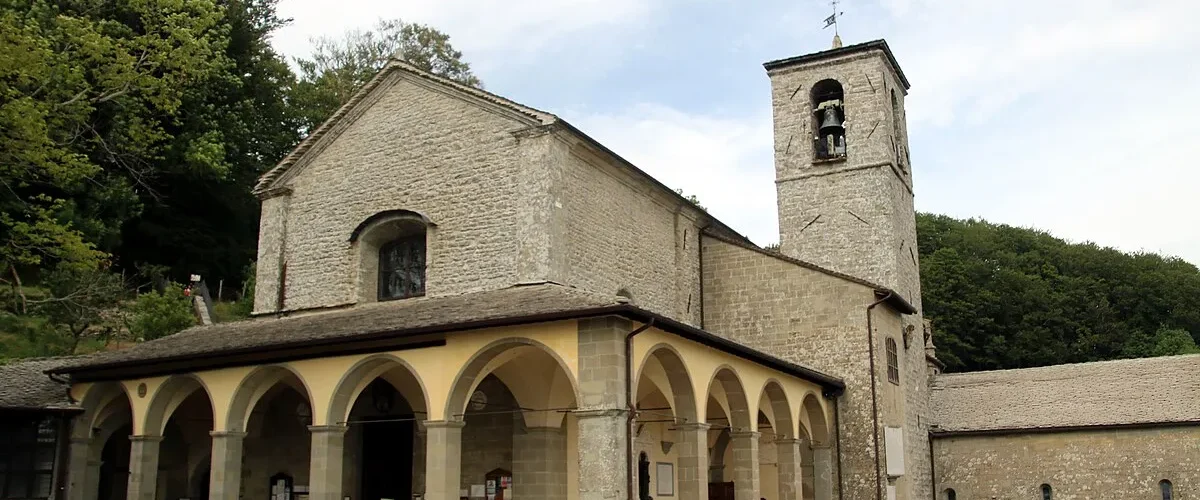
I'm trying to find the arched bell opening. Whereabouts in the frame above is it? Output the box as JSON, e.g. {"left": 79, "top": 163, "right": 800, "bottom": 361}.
{"left": 811, "top": 79, "right": 846, "bottom": 160}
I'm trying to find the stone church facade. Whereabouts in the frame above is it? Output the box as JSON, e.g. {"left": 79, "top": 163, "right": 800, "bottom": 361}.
{"left": 0, "top": 39, "right": 1195, "bottom": 500}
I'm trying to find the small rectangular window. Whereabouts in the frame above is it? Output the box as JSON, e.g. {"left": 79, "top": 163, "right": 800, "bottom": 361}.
{"left": 886, "top": 337, "right": 900, "bottom": 385}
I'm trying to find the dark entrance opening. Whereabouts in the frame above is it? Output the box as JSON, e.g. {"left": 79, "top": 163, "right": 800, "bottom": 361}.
{"left": 357, "top": 380, "right": 415, "bottom": 500}
{"left": 97, "top": 424, "right": 132, "bottom": 500}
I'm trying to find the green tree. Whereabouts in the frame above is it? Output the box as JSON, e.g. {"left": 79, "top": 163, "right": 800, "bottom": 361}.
{"left": 125, "top": 284, "right": 195, "bottom": 341}
{"left": 0, "top": 0, "right": 228, "bottom": 299}
{"left": 291, "top": 18, "right": 481, "bottom": 133}
{"left": 115, "top": 0, "right": 303, "bottom": 289}
{"left": 918, "top": 214, "right": 1200, "bottom": 372}
{"left": 36, "top": 266, "right": 125, "bottom": 353}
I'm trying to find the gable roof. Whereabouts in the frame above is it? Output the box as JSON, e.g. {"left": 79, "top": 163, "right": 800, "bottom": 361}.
{"left": 0, "top": 357, "right": 80, "bottom": 411}
{"left": 48, "top": 283, "right": 844, "bottom": 394}
{"left": 254, "top": 57, "right": 754, "bottom": 244}
{"left": 930, "top": 354, "right": 1200, "bottom": 434}
{"left": 253, "top": 58, "right": 558, "bottom": 196}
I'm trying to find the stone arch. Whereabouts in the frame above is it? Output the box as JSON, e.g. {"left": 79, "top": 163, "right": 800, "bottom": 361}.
{"left": 445, "top": 337, "right": 580, "bottom": 427}
{"left": 144, "top": 374, "right": 214, "bottom": 436}
{"left": 348, "top": 209, "right": 436, "bottom": 242}
{"left": 226, "top": 365, "right": 315, "bottom": 432}
{"left": 328, "top": 353, "right": 429, "bottom": 425}
{"left": 705, "top": 365, "right": 751, "bottom": 431}
{"left": 759, "top": 379, "right": 795, "bottom": 439}
{"left": 74, "top": 382, "right": 131, "bottom": 438}
{"left": 634, "top": 343, "right": 699, "bottom": 422}
{"left": 801, "top": 393, "right": 830, "bottom": 445}
{"left": 350, "top": 209, "right": 433, "bottom": 302}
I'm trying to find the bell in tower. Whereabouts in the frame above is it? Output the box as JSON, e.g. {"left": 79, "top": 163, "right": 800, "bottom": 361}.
{"left": 811, "top": 79, "right": 846, "bottom": 160}
{"left": 815, "top": 100, "right": 846, "bottom": 159}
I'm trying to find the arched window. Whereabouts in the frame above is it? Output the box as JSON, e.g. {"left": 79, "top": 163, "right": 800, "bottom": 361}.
{"left": 638, "top": 452, "right": 651, "bottom": 500}
{"left": 1160, "top": 479, "right": 1173, "bottom": 500}
{"left": 378, "top": 234, "right": 425, "bottom": 300}
{"left": 886, "top": 337, "right": 900, "bottom": 385}
{"left": 944, "top": 489, "right": 956, "bottom": 500}
{"left": 1041, "top": 483, "right": 1053, "bottom": 500}
{"left": 811, "top": 79, "right": 846, "bottom": 160}
{"left": 350, "top": 210, "right": 431, "bottom": 302}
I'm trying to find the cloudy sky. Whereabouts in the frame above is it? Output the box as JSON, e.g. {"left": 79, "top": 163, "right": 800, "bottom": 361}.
{"left": 270, "top": 0, "right": 1200, "bottom": 265}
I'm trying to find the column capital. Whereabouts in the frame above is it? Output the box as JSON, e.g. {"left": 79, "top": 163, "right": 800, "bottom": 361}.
{"left": 572, "top": 408, "right": 628, "bottom": 419}
{"left": 674, "top": 422, "right": 711, "bottom": 432}
{"left": 810, "top": 442, "right": 833, "bottom": 450}
{"left": 209, "top": 431, "right": 247, "bottom": 439}
{"left": 774, "top": 438, "right": 803, "bottom": 445}
{"left": 422, "top": 420, "right": 466, "bottom": 430}
{"left": 729, "top": 430, "right": 761, "bottom": 439}
{"left": 307, "top": 424, "right": 348, "bottom": 434}
{"left": 128, "top": 435, "right": 163, "bottom": 443}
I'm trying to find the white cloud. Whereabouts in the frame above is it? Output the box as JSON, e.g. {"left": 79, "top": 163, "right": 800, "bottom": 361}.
{"left": 566, "top": 105, "right": 779, "bottom": 244}
{"left": 271, "top": 0, "right": 657, "bottom": 69}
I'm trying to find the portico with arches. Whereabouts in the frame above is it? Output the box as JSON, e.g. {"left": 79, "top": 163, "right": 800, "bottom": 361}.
{"left": 55, "top": 311, "right": 839, "bottom": 500}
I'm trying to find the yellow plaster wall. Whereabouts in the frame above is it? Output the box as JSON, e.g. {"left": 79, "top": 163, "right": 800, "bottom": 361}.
{"left": 632, "top": 327, "right": 829, "bottom": 439}
{"left": 83, "top": 320, "right": 580, "bottom": 434}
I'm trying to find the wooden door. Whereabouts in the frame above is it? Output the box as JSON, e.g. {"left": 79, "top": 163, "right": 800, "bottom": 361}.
{"left": 709, "top": 481, "right": 735, "bottom": 500}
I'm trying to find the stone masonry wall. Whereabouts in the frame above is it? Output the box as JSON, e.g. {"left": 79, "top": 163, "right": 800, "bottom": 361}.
{"left": 255, "top": 72, "right": 541, "bottom": 312}
{"left": 562, "top": 147, "right": 704, "bottom": 325}
{"left": 702, "top": 236, "right": 887, "bottom": 500}
{"left": 768, "top": 48, "right": 920, "bottom": 309}
{"left": 933, "top": 426, "right": 1200, "bottom": 499}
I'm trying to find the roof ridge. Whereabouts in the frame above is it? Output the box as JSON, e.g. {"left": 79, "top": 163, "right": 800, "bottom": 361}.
{"left": 254, "top": 59, "right": 559, "bottom": 196}
{"left": 935, "top": 353, "right": 1200, "bottom": 380}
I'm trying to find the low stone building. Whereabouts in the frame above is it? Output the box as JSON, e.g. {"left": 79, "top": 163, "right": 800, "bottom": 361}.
{"left": 3, "top": 38, "right": 1195, "bottom": 500}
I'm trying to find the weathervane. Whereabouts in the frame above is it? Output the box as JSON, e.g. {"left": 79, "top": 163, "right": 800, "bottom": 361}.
{"left": 824, "top": 0, "right": 844, "bottom": 48}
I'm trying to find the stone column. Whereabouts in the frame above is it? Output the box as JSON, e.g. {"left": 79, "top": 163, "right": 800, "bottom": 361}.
{"left": 308, "top": 425, "right": 348, "bottom": 500}
{"left": 412, "top": 421, "right": 427, "bottom": 496}
{"left": 84, "top": 459, "right": 103, "bottom": 500}
{"left": 424, "top": 420, "right": 465, "bottom": 500}
{"left": 676, "top": 423, "right": 710, "bottom": 500}
{"left": 812, "top": 444, "right": 833, "bottom": 500}
{"left": 126, "top": 435, "right": 162, "bottom": 500}
{"left": 209, "top": 431, "right": 246, "bottom": 500}
{"left": 65, "top": 437, "right": 90, "bottom": 500}
{"left": 575, "top": 409, "right": 628, "bottom": 500}
{"left": 730, "top": 431, "right": 760, "bottom": 500}
{"left": 775, "top": 439, "right": 803, "bottom": 500}
{"left": 513, "top": 426, "right": 567, "bottom": 500}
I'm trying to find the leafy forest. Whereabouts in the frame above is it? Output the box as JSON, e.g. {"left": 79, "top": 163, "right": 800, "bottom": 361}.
{"left": 1, "top": 0, "right": 1197, "bottom": 371}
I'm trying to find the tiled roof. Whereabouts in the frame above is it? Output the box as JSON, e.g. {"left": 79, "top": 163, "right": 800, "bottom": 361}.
{"left": 931, "top": 354, "right": 1200, "bottom": 433}
{"left": 0, "top": 357, "right": 79, "bottom": 411}
{"left": 53, "top": 283, "right": 615, "bottom": 374}
{"left": 48, "top": 283, "right": 844, "bottom": 392}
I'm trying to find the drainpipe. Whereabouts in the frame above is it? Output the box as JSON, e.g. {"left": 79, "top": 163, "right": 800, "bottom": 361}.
{"left": 865, "top": 292, "right": 892, "bottom": 500}
{"left": 928, "top": 431, "right": 937, "bottom": 500}
{"left": 833, "top": 396, "right": 844, "bottom": 500}
{"left": 624, "top": 318, "right": 656, "bottom": 500}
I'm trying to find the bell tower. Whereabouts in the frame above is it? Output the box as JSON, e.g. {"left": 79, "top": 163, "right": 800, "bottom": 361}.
{"left": 764, "top": 40, "right": 921, "bottom": 309}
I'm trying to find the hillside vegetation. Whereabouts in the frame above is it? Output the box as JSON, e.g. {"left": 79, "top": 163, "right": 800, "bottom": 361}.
{"left": 918, "top": 213, "right": 1200, "bottom": 372}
